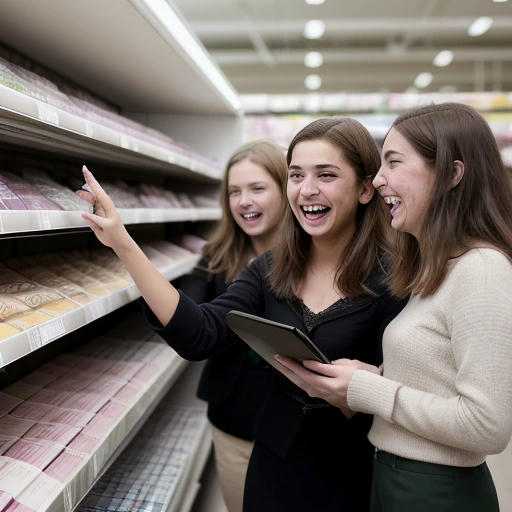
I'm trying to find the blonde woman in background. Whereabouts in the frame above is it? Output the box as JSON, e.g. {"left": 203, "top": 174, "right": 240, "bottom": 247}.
{"left": 175, "top": 140, "right": 287, "bottom": 512}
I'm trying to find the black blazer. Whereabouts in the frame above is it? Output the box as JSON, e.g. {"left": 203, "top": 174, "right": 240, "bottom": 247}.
{"left": 176, "top": 257, "right": 270, "bottom": 440}
{"left": 144, "top": 252, "right": 404, "bottom": 511}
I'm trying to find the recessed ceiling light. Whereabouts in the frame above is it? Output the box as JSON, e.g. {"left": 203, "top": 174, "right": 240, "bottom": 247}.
{"left": 414, "top": 72, "right": 433, "bottom": 89}
{"left": 306, "top": 0, "right": 325, "bottom": 4}
{"left": 468, "top": 17, "right": 493, "bottom": 37}
{"left": 493, "top": 0, "right": 508, "bottom": 3}
{"left": 433, "top": 50, "right": 454, "bottom": 67}
{"left": 305, "top": 74, "right": 322, "bottom": 90}
{"left": 304, "top": 51, "right": 324, "bottom": 68}
{"left": 304, "top": 20, "right": 325, "bottom": 39}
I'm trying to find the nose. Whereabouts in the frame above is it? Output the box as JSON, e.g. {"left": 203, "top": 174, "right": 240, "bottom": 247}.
{"left": 239, "top": 190, "right": 253, "bottom": 207}
{"left": 300, "top": 175, "right": 319, "bottom": 198}
{"left": 372, "top": 166, "right": 386, "bottom": 190}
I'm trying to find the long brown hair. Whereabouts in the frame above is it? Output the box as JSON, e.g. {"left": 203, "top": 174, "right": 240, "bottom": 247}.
{"left": 269, "top": 117, "right": 394, "bottom": 298}
{"left": 204, "top": 139, "right": 287, "bottom": 284}
{"left": 387, "top": 102, "right": 512, "bottom": 298}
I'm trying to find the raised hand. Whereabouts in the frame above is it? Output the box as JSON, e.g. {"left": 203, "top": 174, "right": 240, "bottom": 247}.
{"left": 78, "top": 166, "right": 132, "bottom": 253}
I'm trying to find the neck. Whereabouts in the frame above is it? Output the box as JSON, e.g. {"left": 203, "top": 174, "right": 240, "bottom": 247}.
{"left": 309, "top": 230, "right": 352, "bottom": 271}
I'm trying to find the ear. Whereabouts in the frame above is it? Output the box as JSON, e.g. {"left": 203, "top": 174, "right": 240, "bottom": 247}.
{"left": 450, "top": 160, "right": 464, "bottom": 189}
{"left": 358, "top": 177, "right": 375, "bottom": 205}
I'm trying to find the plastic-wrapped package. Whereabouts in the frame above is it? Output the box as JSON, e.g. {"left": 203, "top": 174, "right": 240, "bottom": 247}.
{"left": 0, "top": 264, "right": 74, "bottom": 331}
{"left": 0, "top": 175, "right": 26, "bottom": 210}
{"left": 101, "top": 181, "right": 144, "bottom": 209}
{"left": 7, "top": 257, "right": 94, "bottom": 305}
{"left": 0, "top": 171, "right": 61, "bottom": 210}
{"left": 22, "top": 169, "right": 92, "bottom": 212}
{"left": 176, "top": 233, "right": 207, "bottom": 254}
{"left": 146, "top": 240, "right": 193, "bottom": 260}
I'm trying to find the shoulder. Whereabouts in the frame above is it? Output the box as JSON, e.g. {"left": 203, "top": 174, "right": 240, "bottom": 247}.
{"left": 446, "top": 248, "right": 512, "bottom": 298}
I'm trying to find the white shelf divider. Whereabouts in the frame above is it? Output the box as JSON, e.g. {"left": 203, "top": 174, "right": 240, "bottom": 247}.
{"left": 0, "top": 254, "right": 200, "bottom": 368}
{"left": 0, "top": 207, "right": 221, "bottom": 235}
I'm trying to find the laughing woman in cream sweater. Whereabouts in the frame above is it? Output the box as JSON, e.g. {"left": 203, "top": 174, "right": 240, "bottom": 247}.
{"left": 275, "top": 103, "right": 512, "bottom": 511}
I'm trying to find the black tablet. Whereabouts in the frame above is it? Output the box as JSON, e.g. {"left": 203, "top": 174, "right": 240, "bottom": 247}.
{"left": 225, "top": 310, "right": 330, "bottom": 369}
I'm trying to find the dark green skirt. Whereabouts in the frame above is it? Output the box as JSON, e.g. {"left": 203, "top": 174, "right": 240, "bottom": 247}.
{"left": 371, "top": 449, "right": 500, "bottom": 512}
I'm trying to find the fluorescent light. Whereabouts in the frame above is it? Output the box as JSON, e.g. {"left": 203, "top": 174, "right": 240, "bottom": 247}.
{"left": 414, "top": 72, "right": 433, "bottom": 89}
{"left": 433, "top": 50, "right": 454, "bottom": 67}
{"left": 493, "top": 0, "right": 508, "bottom": 3}
{"left": 304, "top": 51, "right": 324, "bottom": 68}
{"left": 304, "top": 20, "right": 325, "bottom": 39}
{"left": 468, "top": 17, "right": 493, "bottom": 37}
{"left": 305, "top": 74, "right": 322, "bottom": 90}
{"left": 306, "top": 0, "right": 325, "bottom": 4}
{"left": 131, "top": 0, "right": 240, "bottom": 112}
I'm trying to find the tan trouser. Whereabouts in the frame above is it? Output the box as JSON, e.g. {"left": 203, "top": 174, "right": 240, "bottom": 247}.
{"left": 211, "top": 424, "right": 254, "bottom": 512}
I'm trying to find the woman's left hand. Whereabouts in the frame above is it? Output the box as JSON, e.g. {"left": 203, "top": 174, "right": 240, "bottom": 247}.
{"left": 274, "top": 355, "right": 381, "bottom": 414}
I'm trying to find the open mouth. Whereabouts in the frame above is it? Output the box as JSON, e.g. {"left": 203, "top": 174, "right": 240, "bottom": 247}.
{"left": 383, "top": 196, "right": 402, "bottom": 215}
{"left": 301, "top": 204, "right": 330, "bottom": 220}
{"left": 241, "top": 212, "right": 262, "bottom": 222}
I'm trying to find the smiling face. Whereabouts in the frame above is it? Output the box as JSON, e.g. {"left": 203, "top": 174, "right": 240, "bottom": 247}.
{"left": 227, "top": 158, "right": 283, "bottom": 240}
{"left": 374, "top": 127, "right": 436, "bottom": 239}
{"left": 287, "top": 139, "right": 373, "bottom": 244}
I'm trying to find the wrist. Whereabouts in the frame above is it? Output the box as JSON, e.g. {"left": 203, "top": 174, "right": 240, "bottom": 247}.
{"left": 112, "top": 229, "right": 136, "bottom": 257}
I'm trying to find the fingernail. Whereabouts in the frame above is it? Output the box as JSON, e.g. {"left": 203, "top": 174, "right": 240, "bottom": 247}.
{"left": 274, "top": 354, "right": 282, "bottom": 362}
{"left": 82, "top": 165, "right": 89, "bottom": 173}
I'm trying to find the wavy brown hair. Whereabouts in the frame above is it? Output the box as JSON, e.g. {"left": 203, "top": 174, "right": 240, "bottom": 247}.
{"left": 269, "top": 117, "right": 394, "bottom": 299}
{"left": 387, "top": 102, "right": 512, "bottom": 298}
{"left": 204, "top": 139, "right": 288, "bottom": 283}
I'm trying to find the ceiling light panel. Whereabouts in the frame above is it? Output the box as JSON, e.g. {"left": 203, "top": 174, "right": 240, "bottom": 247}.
{"left": 305, "top": 74, "right": 322, "bottom": 90}
{"left": 433, "top": 50, "right": 454, "bottom": 67}
{"left": 468, "top": 17, "right": 493, "bottom": 37}
{"left": 414, "top": 72, "right": 433, "bottom": 88}
{"left": 304, "top": 51, "right": 324, "bottom": 68}
{"left": 304, "top": 20, "right": 325, "bottom": 39}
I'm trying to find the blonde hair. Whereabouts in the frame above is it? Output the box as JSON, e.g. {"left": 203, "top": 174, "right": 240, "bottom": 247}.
{"left": 204, "top": 140, "right": 288, "bottom": 283}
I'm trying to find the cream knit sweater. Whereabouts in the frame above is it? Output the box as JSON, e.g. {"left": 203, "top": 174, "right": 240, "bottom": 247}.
{"left": 347, "top": 248, "right": 512, "bottom": 467}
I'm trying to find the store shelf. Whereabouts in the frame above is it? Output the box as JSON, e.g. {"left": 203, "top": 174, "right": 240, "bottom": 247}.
{"left": 0, "top": 207, "right": 221, "bottom": 235}
{"left": 0, "top": 254, "right": 200, "bottom": 369}
{"left": 0, "top": 85, "right": 223, "bottom": 182}
{"left": 76, "top": 406, "right": 210, "bottom": 512}
{"left": 0, "top": 0, "right": 239, "bottom": 115}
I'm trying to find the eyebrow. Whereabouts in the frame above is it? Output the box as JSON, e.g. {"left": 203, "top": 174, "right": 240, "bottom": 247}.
{"left": 288, "top": 163, "right": 341, "bottom": 170}
{"left": 383, "top": 150, "right": 404, "bottom": 160}
{"left": 228, "top": 181, "right": 267, "bottom": 189}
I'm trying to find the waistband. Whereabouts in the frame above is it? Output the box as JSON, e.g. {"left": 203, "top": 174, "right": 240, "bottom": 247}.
{"left": 374, "top": 449, "right": 484, "bottom": 476}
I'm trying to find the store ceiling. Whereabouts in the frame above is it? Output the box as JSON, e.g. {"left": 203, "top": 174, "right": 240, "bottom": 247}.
{"left": 173, "top": 0, "right": 512, "bottom": 95}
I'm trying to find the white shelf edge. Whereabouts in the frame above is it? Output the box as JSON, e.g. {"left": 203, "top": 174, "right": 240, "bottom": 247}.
{"left": 0, "top": 254, "right": 200, "bottom": 368}
{"left": 0, "top": 207, "right": 221, "bottom": 235}
{"left": 70, "top": 357, "right": 190, "bottom": 512}
{"left": 0, "top": 84, "right": 223, "bottom": 181}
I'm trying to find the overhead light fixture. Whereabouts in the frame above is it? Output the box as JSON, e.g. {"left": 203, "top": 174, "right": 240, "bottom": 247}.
{"left": 433, "top": 50, "right": 454, "bottom": 67}
{"left": 305, "top": 74, "right": 322, "bottom": 90}
{"left": 306, "top": 0, "right": 325, "bottom": 4}
{"left": 468, "top": 16, "right": 493, "bottom": 37}
{"left": 304, "top": 51, "right": 324, "bottom": 68}
{"left": 304, "top": 20, "right": 325, "bottom": 39}
{"left": 493, "top": 0, "right": 508, "bottom": 3}
{"left": 414, "top": 72, "right": 433, "bottom": 89}
{"left": 131, "top": 0, "right": 240, "bottom": 112}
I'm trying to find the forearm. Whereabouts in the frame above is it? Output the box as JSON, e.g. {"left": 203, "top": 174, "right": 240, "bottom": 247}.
{"left": 115, "top": 236, "right": 179, "bottom": 327}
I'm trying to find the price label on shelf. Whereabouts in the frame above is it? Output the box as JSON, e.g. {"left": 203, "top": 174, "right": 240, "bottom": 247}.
{"left": 120, "top": 135, "right": 131, "bottom": 150}
{"left": 37, "top": 103, "right": 60, "bottom": 126}
{"left": 27, "top": 329, "right": 43, "bottom": 352}
{"left": 40, "top": 212, "right": 52, "bottom": 230}
{"left": 27, "top": 318, "right": 66, "bottom": 352}
{"left": 85, "top": 122, "right": 93, "bottom": 138}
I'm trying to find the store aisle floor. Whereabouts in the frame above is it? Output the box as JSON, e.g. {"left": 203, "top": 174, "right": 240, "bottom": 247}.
{"left": 192, "top": 453, "right": 228, "bottom": 512}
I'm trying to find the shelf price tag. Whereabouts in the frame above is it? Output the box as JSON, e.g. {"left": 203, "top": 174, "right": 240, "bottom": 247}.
{"left": 120, "top": 135, "right": 131, "bottom": 150}
{"left": 37, "top": 103, "right": 60, "bottom": 126}
{"left": 27, "top": 318, "right": 66, "bottom": 352}
{"left": 40, "top": 212, "right": 52, "bottom": 230}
